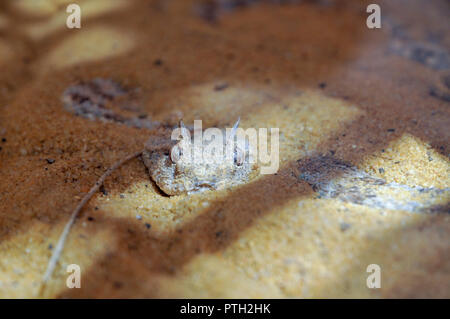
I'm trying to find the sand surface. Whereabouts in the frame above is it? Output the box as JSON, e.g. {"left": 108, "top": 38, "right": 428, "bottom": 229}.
{"left": 0, "top": 0, "right": 449, "bottom": 298}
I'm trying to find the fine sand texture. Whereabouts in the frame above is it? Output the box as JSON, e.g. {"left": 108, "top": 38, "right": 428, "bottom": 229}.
{"left": 0, "top": 0, "right": 449, "bottom": 298}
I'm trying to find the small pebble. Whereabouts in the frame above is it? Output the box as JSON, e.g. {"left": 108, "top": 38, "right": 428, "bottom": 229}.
{"left": 340, "top": 222, "right": 351, "bottom": 232}
{"left": 214, "top": 83, "right": 229, "bottom": 91}
{"left": 46, "top": 158, "right": 55, "bottom": 164}
{"left": 136, "top": 215, "right": 142, "bottom": 220}
{"left": 379, "top": 168, "right": 385, "bottom": 174}
{"left": 145, "top": 223, "right": 151, "bottom": 229}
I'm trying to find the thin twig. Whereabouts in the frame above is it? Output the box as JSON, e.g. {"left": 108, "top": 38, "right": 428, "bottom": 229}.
{"left": 38, "top": 150, "right": 143, "bottom": 297}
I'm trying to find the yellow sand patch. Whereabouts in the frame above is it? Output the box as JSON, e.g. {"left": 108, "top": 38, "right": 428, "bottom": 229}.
{"left": 244, "top": 90, "right": 362, "bottom": 165}
{"left": 154, "top": 255, "right": 284, "bottom": 298}
{"left": 147, "top": 197, "right": 445, "bottom": 298}
{"left": 0, "top": 219, "right": 117, "bottom": 298}
{"left": 360, "top": 133, "right": 450, "bottom": 188}
{"left": 24, "top": 0, "right": 130, "bottom": 41}
{"left": 37, "top": 25, "right": 135, "bottom": 72}
{"left": 10, "top": 0, "right": 70, "bottom": 17}
{"left": 96, "top": 180, "right": 238, "bottom": 236}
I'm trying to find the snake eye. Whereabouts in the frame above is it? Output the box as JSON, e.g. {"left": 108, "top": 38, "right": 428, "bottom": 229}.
{"left": 170, "top": 145, "right": 183, "bottom": 163}
{"left": 234, "top": 147, "right": 244, "bottom": 166}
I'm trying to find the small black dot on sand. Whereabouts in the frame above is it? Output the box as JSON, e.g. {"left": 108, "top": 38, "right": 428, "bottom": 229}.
{"left": 153, "top": 59, "right": 163, "bottom": 66}
{"left": 1, "top": 138, "right": 6, "bottom": 142}
{"left": 100, "top": 185, "right": 108, "bottom": 195}
{"left": 145, "top": 223, "right": 151, "bottom": 229}
{"left": 113, "top": 281, "right": 123, "bottom": 289}
{"left": 318, "top": 82, "right": 327, "bottom": 89}
{"left": 214, "top": 83, "right": 229, "bottom": 91}
{"left": 46, "top": 158, "right": 55, "bottom": 164}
